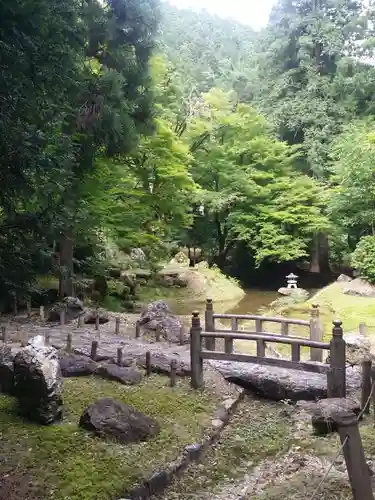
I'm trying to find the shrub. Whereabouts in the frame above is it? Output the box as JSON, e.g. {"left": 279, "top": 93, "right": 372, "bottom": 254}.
{"left": 351, "top": 235, "right": 375, "bottom": 284}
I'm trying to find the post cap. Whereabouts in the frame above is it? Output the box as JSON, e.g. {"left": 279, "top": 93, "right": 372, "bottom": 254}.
{"left": 312, "top": 303, "right": 319, "bottom": 309}
{"left": 192, "top": 311, "right": 200, "bottom": 318}
{"left": 206, "top": 298, "right": 213, "bottom": 303}
{"left": 333, "top": 320, "right": 342, "bottom": 328}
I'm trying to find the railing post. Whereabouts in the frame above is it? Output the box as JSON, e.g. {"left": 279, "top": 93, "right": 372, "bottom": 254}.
{"left": 329, "top": 320, "right": 346, "bottom": 398}
{"left": 204, "top": 298, "right": 215, "bottom": 351}
{"left": 335, "top": 410, "right": 374, "bottom": 500}
{"left": 310, "top": 304, "right": 322, "bottom": 362}
{"left": 361, "top": 360, "right": 372, "bottom": 414}
{"left": 226, "top": 318, "right": 236, "bottom": 354}
{"left": 190, "top": 311, "right": 203, "bottom": 389}
{"left": 255, "top": 319, "right": 265, "bottom": 357}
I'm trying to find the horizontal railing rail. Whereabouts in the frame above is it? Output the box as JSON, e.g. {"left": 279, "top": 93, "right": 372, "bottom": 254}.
{"left": 212, "top": 313, "right": 310, "bottom": 326}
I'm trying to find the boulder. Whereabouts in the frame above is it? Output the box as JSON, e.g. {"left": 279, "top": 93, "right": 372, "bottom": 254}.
{"left": 169, "top": 251, "right": 189, "bottom": 266}
{"left": 79, "top": 397, "right": 160, "bottom": 444}
{"left": 156, "top": 268, "right": 189, "bottom": 288}
{"left": 48, "top": 296, "right": 85, "bottom": 322}
{"left": 138, "top": 301, "right": 186, "bottom": 344}
{"left": 84, "top": 308, "right": 110, "bottom": 325}
{"left": 326, "top": 333, "right": 372, "bottom": 365}
{"left": 59, "top": 352, "right": 98, "bottom": 377}
{"left": 336, "top": 274, "right": 352, "bottom": 283}
{"left": 0, "top": 344, "right": 15, "bottom": 394}
{"left": 13, "top": 336, "right": 63, "bottom": 424}
{"left": 95, "top": 363, "right": 142, "bottom": 385}
{"left": 136, "top": 352, "right": 190, "bottom": 377}
{"left": 209, "top": 360, "right": 362, "bottom": 401}
{"left": 310, "top": 398, "right": 360, "bottom": 435}
{"left": 277, "top": 288, "right": 309, "bottom": 299}
{"left": 343, "top": 278, "right": 375, "bottom": 297}
{"left": 130, "top": 248, "right": 146, "bottom": 263}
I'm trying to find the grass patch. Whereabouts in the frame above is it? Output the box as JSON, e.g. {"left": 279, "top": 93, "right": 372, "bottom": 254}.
{"left": 0, "top": 375, "right": 220, "bottom": 500}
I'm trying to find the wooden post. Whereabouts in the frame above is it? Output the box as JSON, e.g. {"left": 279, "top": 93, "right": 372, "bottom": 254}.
{"left": 155, "top": 328, "right": 161, "bottom": 342}
{"left": 90, "top": 340, "right": 98, "bottom": 361}
{"left": 135, "top": 320, "right": 140, "bottom": 338}
{"left": 310, "top": 304, "right": 323, "bottom": 362}
{"left": 281, "top": 322, "right": 289, "bottom": 336}
{"left": 204, "top": 298, "right": 215, "bottom": 351}
{"left": 190, "top": 311, "right": 203, "bottom": 389}
{"left": 77, "top": 314, "right": 83, "bottom": 328}
{"left": 170, "top": 359, "right": 177, "bottom": 387}
{"left": 179, "top": 325, "right": 185, "bottom": 346}
{"left": 116, "top": 317, "right": 121, "bottom": 335}
{"left": 26, "top": 300, "right": 31, "bottom": 318}
{"left": 40, "top": 305, "right": 45, "bottom": 321}
{"left": 360, "top": 322, "right": 367, "bottom": 336}
{"left": 20, "top": 330, "right": 28, "bottom": 347}
{"left": 291, "top": 343, "right": 301, "bottom": 362}
{"left": 371, "top": 367, "right": 375, "bottom": 425}
{"left": 225, "top": 318, "right": 236, "bottom": 354}
{"left": 45, "top": 332, "right": 50, "bottom": 346}
{"left": 95, "top": 310, "right": 100, "bottom": 331}
{"left": 335, "top": 410, "right": 374, "bottom": 500}
{"left": 66, "top": 333, "right": 72, "bottom": 353}
{"left": 117, "top": 347, "right": 123, "bottom": 366}
{"left": 12, "top": 292, "right": 18, "bottom": 316}
{"left": 361, "top": 360, "right": 372, "bottom": 414}
{"left": 60, "top": 309, "right": 65, "bottom": 326}
{"left": 146, "top": 351, "right": 151, "bottom": 376}
{"left": 255, "top": 319, "right": 265, "bottom": 357}
{"left": 329, "top": 320, "right": 346, "bottom": 398}
{"left": 1, "top": 326, "right": 7, "bottom": 343}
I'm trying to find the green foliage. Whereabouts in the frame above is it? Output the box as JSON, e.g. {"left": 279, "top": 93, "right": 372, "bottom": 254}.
{"left": 351, "top": 236, "right": 375, "bottom": 283}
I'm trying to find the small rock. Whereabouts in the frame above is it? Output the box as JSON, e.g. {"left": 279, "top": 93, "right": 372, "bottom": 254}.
{"left": 79, "top": 397, "right": 160, "bottom": 444}
{"left": 84, "top": 309, "right": 110, "bottom": 325}
{"left": 13, "top": 335, "right": 63, "bottom": 424}
{"left": 48, "top": 296, "right": 85, "bottom": 322}
{"left": 95, "top": 363, "right": 142, "bottom": 385}
{"left": 211, "top": 419, "right": 223, "bottom": 428}
{"left": 130, "top": 248, "right": 146, "bottom": 262}
{"left": 343, "top": 278, "right": 375, "bottom": 297}
{"left": 59, "top": 352, "right": 98, "bottom": 377}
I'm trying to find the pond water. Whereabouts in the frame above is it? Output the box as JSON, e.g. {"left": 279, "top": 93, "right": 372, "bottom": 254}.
{"left": 168, "top": 289, "right": 280, "bottom": 317}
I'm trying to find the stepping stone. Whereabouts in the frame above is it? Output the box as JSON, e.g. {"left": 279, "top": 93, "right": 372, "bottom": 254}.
{"left": 95, "top": 363, "right": 142, "bottom": 385}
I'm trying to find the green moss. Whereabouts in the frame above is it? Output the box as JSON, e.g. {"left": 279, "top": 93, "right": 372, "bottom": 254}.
{"left": 163, "top": 396, "right": 293, "bottom": 498}
{"left": 0, "top": 376, "right": 219, "bottom": 500}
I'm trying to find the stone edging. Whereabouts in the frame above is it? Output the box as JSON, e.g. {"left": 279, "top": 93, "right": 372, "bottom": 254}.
{"left": 120, "top": 387, "right": 245, "bottom": 500}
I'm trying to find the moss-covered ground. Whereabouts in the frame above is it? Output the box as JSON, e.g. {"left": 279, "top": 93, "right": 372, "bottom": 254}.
{"left": 0, "top": 375, "right": 220, "bottom": 500}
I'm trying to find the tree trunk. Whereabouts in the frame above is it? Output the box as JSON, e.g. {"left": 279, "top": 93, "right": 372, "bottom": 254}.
{"left": 310, "top": 232, "right": 330, "bottom": 274}
{"left": 59, "top": 228, "right": 74, "bottom": 298}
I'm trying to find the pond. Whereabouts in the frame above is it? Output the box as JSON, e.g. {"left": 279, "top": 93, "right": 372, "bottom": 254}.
{"left": 168, "top": 289, "right": 280, "bottom": 317}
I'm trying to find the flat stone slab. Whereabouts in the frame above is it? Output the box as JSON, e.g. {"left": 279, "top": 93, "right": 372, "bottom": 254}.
{"left": 95, "top": 363, "right": 143, "bottom": 385}
{"left": 209, "top": 360, "right": 362, "bottom": 401}
{"left": 59, "top": 352, "right": 98, "bottom": 377}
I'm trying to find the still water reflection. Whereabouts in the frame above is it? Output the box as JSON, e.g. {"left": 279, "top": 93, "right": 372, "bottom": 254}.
{"left": 168, "top": 289, "right": 280, "bottom": 317}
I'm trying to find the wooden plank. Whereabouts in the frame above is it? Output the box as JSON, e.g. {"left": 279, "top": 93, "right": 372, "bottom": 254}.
{"left": 201, "top": 351, "right": 329, "bottom": 374}
{"left": 256, "top": 339, "right": 266, "bottom": 357}
{"left": 212, "top": 313, "right": 309, "bottom": 326}
{"left": 201, "top": 330, "right": 330, "bottom": 349}
{"left": 361, "top": 360, "right": 372, "bottom": 414}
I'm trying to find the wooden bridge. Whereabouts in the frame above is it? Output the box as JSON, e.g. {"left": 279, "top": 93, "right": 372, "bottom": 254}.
{"left": 190, "top": 298, "right": 346, "bottom": 398}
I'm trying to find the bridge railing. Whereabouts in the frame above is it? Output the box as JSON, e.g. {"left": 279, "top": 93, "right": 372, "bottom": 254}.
{"left": 190, "top": 306, "right": 346, "bottom": 398}
{"left": 204, "top": 298, "right": 323, "bottom": 362}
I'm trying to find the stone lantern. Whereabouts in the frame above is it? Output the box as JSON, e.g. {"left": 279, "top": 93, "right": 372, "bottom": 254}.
{"left": 286, "top": 273, "right": 298, "bottom": 289}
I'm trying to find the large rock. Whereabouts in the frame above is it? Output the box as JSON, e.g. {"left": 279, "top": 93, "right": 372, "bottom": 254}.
{"left": 277, "top": 287, "right": 309, "bottom": 299}
{"left": 84, "top": 308, "right": 110, "bottom": 325}
{"left": 209, "top": 360, "right": 362, "bottom": 401}
{"left": 79, "top": 398, "right": 160, "bottom": 444}
{"left": 310, "top": 398, "right": 360, "bottom": 435}
{"left": 138, "top": 301, "right": 187, "bottom": 344}
{"left": 136, "top": 352, "right": 190, "bottom": 377}
{"left": 95, "top": 363, "right": 142, "bottom": 385}
{"left": 59, "top": 352, "right": 98, "bottom": 377}
{"left": 48, "top": 296, "right": 85, "bottom": 322}
{"left": 326, "top": 333, "right": 372, "bottom": 365}
{"left": 13, "top": 336, "right": 63, "bottom": 424}
{"left": 0, "top": 345, "right": 15, "bottom": 394}
{"left": 337, "top": 274, "right": 352, "bottom": 283}
{"left": 156, "top": 268, "right": 189, "bottom": 288}
{"left": 343, "top": 278, "right": 375, "bottom": 297}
